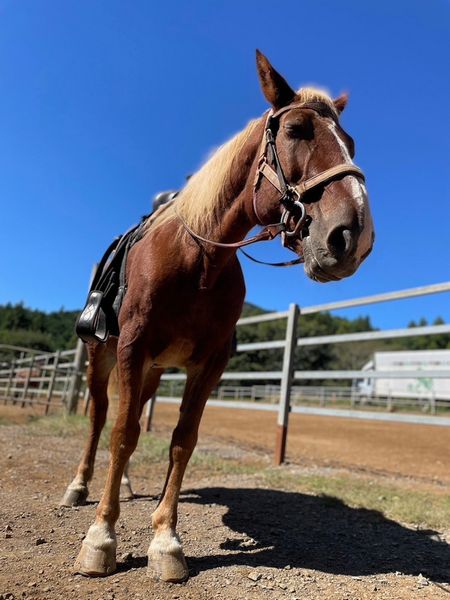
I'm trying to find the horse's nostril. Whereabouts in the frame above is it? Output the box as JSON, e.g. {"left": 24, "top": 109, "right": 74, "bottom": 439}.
{"left": 327, "top": 227, "right": 354, "bottom": 257}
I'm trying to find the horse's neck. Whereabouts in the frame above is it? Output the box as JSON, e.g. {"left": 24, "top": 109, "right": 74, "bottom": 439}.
{"left": 205, "top": 118, "right": 266, "bottom": 247}
{"left": 194, "top": 117, "right": 267, "bottom": 289}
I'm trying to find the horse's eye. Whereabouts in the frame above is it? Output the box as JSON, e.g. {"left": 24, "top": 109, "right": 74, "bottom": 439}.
{"left": 284, "top": 123, "right": 305, "bottom": 139}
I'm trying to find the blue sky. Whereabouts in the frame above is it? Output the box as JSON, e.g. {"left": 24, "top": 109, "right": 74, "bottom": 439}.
{"left": 0, "top": 0, "right": 449, "bottom": 329}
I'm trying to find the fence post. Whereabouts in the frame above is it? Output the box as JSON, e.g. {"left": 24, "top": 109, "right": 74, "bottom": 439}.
{"left": 5, "top": 359, "right": 16, "bottom": 403}
{"left": 66, "top": 263, "right": 99, "bottom": 414}
{"left": 66, "top": 341, "right": 87, "bottom": 414}
{"left": 21, "top": 356, "right": 35, "bottom": 407}
{"left": 274, "top": 303, "right": 299, "bottom": 465}
{"left": 38, "top": 355, "right": 50, "bottom": 400}
{"left": 144, "top": 394, "right": 157, "bottom": 432}
{"left": 83, "top": 388, "right": 91, "bottom": 416}
{"left": 45, "top": 350, "right": 60, "bottom": 415}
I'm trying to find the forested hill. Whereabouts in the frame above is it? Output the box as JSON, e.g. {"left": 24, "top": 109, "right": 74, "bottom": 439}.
{"left": 0, "top": 302, "right": 448, "bottom": 372}
{"left": 0, "top": 304, "right": 79, "bottom": 351}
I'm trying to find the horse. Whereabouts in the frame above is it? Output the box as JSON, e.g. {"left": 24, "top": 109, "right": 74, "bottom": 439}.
{"left": 61, "top": 50, "right": 374, "bottom": 583}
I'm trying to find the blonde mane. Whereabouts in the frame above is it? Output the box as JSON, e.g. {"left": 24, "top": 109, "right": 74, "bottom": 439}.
{"left": 148, "top": 86, "right": 334, "bottom": 236}
{"left": 296, "top": 86, "right": 336, "bottom": 112}
{"left": 148, "top": 118, "right": 259, "bottom": 236}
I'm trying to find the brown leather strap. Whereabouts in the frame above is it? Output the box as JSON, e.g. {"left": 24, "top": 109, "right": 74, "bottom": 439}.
{"left": 239, "top": 248, "right": 304, "bottom": 267}
{"left": 271, "top": 100, "right": 338, "bottom": 121}
{"left": 257, "top": 161, "right": 365, "bottom": 198}
{"left": 259, "top": 161, "right": 284, "bottom": 192}
{"left": 175, "top": 207, "right": 285, "bottom": 248}
{"left": 296, "top": 164, "right": 365, "bottom": 194}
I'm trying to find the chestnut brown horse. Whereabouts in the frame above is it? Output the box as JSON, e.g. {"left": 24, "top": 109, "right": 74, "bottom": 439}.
{"left": 61, "top": 51, "right": 374, "bottom": 582}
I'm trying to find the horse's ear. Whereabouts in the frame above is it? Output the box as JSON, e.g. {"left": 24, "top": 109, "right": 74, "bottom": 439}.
{"left": 256, "top": 49, "right": 296, "bottom": 110}
{"left": 334, "top": 93, "right": 349, "bottom": 114}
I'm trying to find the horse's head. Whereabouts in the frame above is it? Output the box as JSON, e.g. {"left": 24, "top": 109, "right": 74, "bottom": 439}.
{"left": 255, "top": 51, "right": 374, "bottom": 282}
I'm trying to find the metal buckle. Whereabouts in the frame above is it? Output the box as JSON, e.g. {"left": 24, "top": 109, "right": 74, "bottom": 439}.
{"left": 281, "top": 196, "right": 308, "bottom": 247}
{"left": 284, "top": 187, "right": 307, "bottom": 230}
{"left": 265, "top": 128, "right": 275, "bottom": 144}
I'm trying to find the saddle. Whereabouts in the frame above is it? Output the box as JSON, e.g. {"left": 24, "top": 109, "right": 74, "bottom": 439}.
{"left": 76, "top": 190, "right": 180, "bottom": 344}
{"left": 75, "top": 219, "right": 147, "bottom": 344}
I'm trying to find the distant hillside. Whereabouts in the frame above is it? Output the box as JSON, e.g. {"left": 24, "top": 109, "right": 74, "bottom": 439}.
{"left": 0, "top": 303, "right": 79, "bottom": 352}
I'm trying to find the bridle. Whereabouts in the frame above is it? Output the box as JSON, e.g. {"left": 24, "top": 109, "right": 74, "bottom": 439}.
{"left": 176, "top": 100, "right": 366, "bottom": 267}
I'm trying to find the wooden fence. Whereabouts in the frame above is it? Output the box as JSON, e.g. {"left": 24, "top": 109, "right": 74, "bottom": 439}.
{"left": 0, "top": 345, "right": 85, "bottom": 414}
{"left": 1, "top": 281, "right": 450, "bottom": 464}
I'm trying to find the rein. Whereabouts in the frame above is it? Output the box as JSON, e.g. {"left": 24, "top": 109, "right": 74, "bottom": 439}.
{"left": 176, "top": 100, "right": 365, "bottom": 267}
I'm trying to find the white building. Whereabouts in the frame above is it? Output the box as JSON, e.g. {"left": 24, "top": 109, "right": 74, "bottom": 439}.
{"left": 358, "top": 349, "right": 450, "bottom": 401}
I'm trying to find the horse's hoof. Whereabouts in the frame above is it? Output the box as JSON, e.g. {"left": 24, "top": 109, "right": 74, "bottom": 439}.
{"left": 147, "top": 532, "right": 189, "bottom": 583}
{"left": 60, "top": 484, "right": 89, "bottom": 507}
{"left": 74, "top": 523, "right": 117, "bottom": 577}
{"left": 148, "top": 550, "right": 189, "bottom": 583}
{"left": 74, "top": 544, "right": 116, "bottom": 577}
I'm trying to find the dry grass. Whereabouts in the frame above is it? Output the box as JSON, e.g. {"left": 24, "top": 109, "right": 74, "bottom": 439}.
{"left": 4, "top": 413, "right": 450, "bottom": 531}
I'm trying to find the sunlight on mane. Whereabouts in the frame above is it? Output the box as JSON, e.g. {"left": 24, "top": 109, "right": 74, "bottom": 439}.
{"left": 150, "top": 119, "right": 259, "bottom": 235}
{"left": 297, "top": 86, "right": 337, "bottom": 114}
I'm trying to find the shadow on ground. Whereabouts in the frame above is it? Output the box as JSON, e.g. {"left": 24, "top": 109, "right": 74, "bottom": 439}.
{"left": 180, "top": 487, "right": 450, "bottom": 582}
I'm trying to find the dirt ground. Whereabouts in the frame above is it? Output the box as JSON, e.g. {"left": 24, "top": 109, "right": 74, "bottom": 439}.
{"left": 1, "top": 403, "right": 450, "bottom": 600}
{"left": 155, "top": 402, "right": 450, "bottom": 486}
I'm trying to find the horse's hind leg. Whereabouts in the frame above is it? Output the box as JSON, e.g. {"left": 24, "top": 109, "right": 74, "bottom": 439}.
{"left": 119, "top": 380, "right": 158, "bottom": 500}
{"left": 74, "top": 347, "right": 163, "bottom": 577}
{"left": 60, "top": 342, "right": 116, "bottom": 507}
{"left": 119, "top": 459, "right": 134, "bottom": 501}
{"left": 148, "top": 345, "right": 230, "bottom": 583}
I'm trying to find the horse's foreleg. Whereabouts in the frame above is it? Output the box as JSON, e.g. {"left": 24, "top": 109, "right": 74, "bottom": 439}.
{"left": 148, "top": 346, "right": 230, "bottom": 583}
{"left": 74, "top": 352, "right": 162, "bottom": 577}
{"left": 60, "top": 343, "right": 116, "bottom": 507}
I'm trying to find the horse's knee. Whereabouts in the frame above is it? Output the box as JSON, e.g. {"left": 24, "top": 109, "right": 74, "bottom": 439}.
{"left": 110, "top": 423, "right": 140, "bottom": 458}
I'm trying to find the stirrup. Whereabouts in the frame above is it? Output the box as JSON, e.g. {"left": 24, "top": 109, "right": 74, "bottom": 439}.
{"left": 76, "top": 291, "right": 109, "bottom": 343}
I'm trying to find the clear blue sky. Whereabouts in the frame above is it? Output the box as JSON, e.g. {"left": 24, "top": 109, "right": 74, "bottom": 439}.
{"left": 1, "top": 0, "right": 449, "bottom": 328}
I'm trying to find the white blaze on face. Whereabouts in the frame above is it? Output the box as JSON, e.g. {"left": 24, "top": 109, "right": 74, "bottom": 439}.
{"left": 327, "top": 121, "right": 366, "bottom": 208}
{"left": 327, "top": 121, "right": 373, "bottom": 259}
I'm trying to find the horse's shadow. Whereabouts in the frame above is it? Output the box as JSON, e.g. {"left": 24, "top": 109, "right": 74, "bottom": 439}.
{"left": 179, "top": 487, "right": 450, "bottom": 582}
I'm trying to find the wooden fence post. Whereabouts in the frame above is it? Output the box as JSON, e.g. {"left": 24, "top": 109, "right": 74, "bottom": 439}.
{"left": 144, "top": 394, "right": 157, "bottom": 432}
{"left": 83, "top": 388, "right": 91, "bottom": 416}
{"left": 21, "top": 356, "right": 34, "bottom": 408}
{"left": 45, "top": 350, "right": 60, "bottom": 415}
{"left": 38, "top": 355, "right": 50, "bottom": 399}
{"left": 66, "top": 263, "right": 97, "bottom": 414}
{"left": 5, "top": 359, "right": 16, "bottom": 404}
{"left": 66, "top": 341, "right": 86, "bottom": 414}
{"left": 274, "top": 303, "right": 299, "bottom": 465}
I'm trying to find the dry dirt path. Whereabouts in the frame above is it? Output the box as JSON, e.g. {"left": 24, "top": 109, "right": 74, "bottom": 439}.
{"left": 155, "top": 402, "right": 450, "bottom": 486}
{"left": 1, "top": 409, "right": 450, "bottom": 599}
